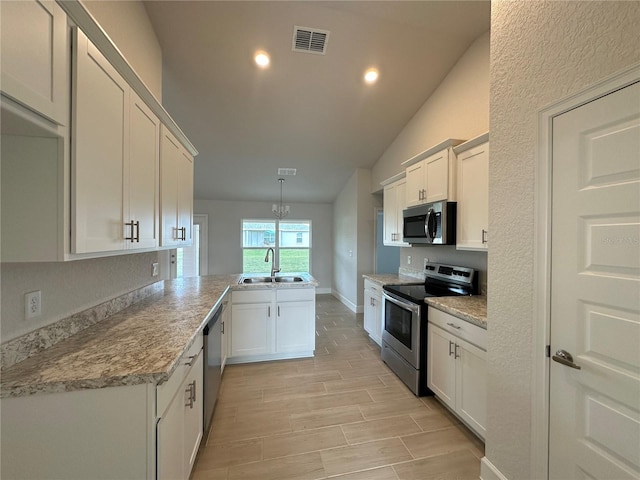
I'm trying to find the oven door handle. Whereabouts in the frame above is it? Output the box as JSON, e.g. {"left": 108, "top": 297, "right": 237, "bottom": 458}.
{"left": 382, "top": 291, "right": 421, "bottom": 314}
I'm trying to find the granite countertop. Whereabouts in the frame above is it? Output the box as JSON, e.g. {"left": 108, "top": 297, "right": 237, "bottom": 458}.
{"left": 362, "top": 273, "right": 422, "bottom": 286}
{"left": 1, "top": 273, "right": 317, "bottom": 398}
{"left": 426, "top": 296, "right": 487, "bottom": 329}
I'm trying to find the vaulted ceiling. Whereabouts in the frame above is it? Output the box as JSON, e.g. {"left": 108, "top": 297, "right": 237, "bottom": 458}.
{"left": 144, "top": 1, "right": 490, "bottom": 203}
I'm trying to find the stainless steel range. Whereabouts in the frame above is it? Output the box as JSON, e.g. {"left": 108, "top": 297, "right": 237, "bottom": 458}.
{"left": 381, "top": 263, "right": 477, "bottom": 395}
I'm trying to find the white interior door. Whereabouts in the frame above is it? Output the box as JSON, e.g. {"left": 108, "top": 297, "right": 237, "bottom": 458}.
{"left": 549, "top": 80, "right": 640, "bottom": 479}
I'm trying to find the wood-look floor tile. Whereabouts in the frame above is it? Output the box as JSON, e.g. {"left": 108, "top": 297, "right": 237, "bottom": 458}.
{"left": 191, "top": 465, "right": 228, "bottom": 480}
{"left": 196, "top": 438, "right": 262, "bottom": 469}
{"left": 207, "top": 413, "right": 291, "bottom": 445}
{"left": 392, "top": 449, "right": 481, "bottom": 480}
{"left": 324, "top": 375, "right": 386, "bottom": 393}
{"left": 359, "top": 397, "right": 429, "bottom": 420}
{"left": 235, "top": 397, "right": 311, "bottom": 418}
{"left": 228, "top": 451, "right": 325, "bottom": 480}
{"left": 366, "top": 385, "right": 414, "bottom": 403}
{"left": 400, "top": 426, "right": 478, "bottom": 459}
{"left": 263, "top": 426, "right": 347, "bottom": 459}
{"left": 410, "top": 407, "right": 460, "bottom": 432}
{"left": 263, "top": 382, "right": 327, "bottom": 403}
{"left": 290, "top": 405, "right": 364, "bottom": 431}
{"left": 341, "top": 415, "right": 422, "bottom": 445}
{"left": 339, "top": 365, "right": 391, "bottom": 380}
{"left": 305, "top": 390, "right": 373, "bottom": 411}
{"left": 283, "top": 370, "right": 343, "bottom": 386}
{"left": 320, "top": 438, "right": 413, "bottom": 476}
{"left": 327, "top": 466, "right": 399, "bottom": 480}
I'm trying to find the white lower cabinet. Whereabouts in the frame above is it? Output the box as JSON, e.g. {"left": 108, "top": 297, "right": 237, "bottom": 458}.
{"left": 363, "top": 280, "right": 383, "bottom": 345}
{"left": 221, "top": 297, "right": 230, "bottom": 372}
{"left": 427, "top": 307, "right": 487, "bottom": 439}
{"left": 157, "top": 337, "right": 204, "bottom": 480}
{"left": 229, "top": 288, "right": 316, "bottom": 363}
{"left": 0, "top": 336, "right": 204, "bottom": 480}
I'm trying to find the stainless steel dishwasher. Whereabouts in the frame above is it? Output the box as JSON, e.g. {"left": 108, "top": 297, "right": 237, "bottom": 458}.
{"left": 202, "top": 300, "right": 225, "bottom": 434}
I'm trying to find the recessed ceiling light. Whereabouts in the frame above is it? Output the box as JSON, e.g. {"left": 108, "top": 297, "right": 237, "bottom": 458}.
{"left": 255, "top": 51, "right": 270, "bottom": 68}
{"left": 364, "top": 68, "right": 379, "bottom": 84}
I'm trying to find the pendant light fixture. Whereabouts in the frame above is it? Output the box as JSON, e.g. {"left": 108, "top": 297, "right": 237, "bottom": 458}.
{"left": 272, "top": 178, "right": 290, "bottom": 219}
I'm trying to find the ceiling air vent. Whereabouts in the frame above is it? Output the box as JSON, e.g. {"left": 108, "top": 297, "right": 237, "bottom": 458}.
{"left": 278, "top": 168, "right": 297, "bottom": 176}
{"left": 292, "top": 26, "right": 330, "bottom": 55}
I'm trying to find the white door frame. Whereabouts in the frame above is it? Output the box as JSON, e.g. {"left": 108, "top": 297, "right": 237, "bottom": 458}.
{"left": 194, "top": 214, "right": 209, "bottom": 275}
{"left": 532, "top": 62, "right": 640, "bottom": 479}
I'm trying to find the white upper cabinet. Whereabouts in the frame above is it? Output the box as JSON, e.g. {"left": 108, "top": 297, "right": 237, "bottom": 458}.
{"left": 403, "top": 139, "right": 464, "bottom": 207}
{"left": 72, "top": 28, "right": 129, "bottom": 254}
{"left": 454, "top": 134, "right": 489, "bottom": 251}
{"left": 160, "top": 126, "right": 194, "bottom": 247}
{"left": 72, "top": 29, "right": 161, "bottom": 254}
{"left": 382, "top": 175, "right": 409, "bottom": 247}
{"left": 0, "top": 0, "right": 68, "bottom": 125}
{"left": 128, "top": 92, "right": 160, "bottom": 249}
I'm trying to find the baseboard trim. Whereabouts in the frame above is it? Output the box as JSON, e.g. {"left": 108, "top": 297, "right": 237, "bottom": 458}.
{"left": 331, "top": 290, "right": 358, "bottom": 313}
{"left": 315, "top": 287, "right": 332, "bottom": 294}
{"left": 481, "top": 457, "right": 509, "bottom": 480}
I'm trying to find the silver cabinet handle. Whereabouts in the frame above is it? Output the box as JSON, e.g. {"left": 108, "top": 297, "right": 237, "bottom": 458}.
{"left": 482, "top": 229, "right": 488, "bottom": 244}
{"left": 268, "top": 306, "right": 271, "bottom": 317}
{"left": 185, "top": 381, "right": 195, "bottom": 408}
{"left": 125, "top": 221, "right": 139, "bottom": 242}
{"left": 278, "top": 305, "right": 280, "bottom": 317}
{"left": 221, "top": 321, "right": 224, "bottom": 334}
{"left": 446, "top": 322, "right": 461, "bottom": 330}
{"left": 448, "top": 340, "right": 454, "bottom": 357}
{"left": 185, "top": 355, "right": 196, "bottom": 366}
{"left": 454, "top": 343, "right": 460, "bottom": 359}
{"left": 552, "top": 349, "right": 582, "bottom": 370}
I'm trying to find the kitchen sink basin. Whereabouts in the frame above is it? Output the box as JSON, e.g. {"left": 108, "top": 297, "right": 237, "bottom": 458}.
{"left": 239, "top": 275, "right": 305, "bottom": 284}
{"left": 240, "top": 276, "right": 274, "bottom": 284}
{"left": 274, "top": 276, "right": 304, "bottom": 283}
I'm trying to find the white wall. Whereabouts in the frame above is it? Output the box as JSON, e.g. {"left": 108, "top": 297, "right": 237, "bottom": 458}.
{"left": 332, "top": 169, "right": 379, "bottom": 310}
{"left": 372, "top": 31, "right": 490, "bottom": 189}
{"left": 486, "top": 2, "right": 640, "bottom": 479}
{"left": 84, "top": 0, "right": 163, "bottom": 100}
{"left": 194, "top": 199, "right": 333, "bottom": 290}
{"left": 0, "top": 1, "right": 166, "bottom": 344}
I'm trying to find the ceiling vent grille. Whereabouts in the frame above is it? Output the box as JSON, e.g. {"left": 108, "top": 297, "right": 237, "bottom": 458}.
{"left": 278, "top": 168, "right": 297, "bottom": 176}
{"left": 292, "top": 26, "right": 329, "bottom": 55}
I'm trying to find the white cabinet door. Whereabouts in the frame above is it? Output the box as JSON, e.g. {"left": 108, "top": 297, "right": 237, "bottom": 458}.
{"left": 425, "top": 149, "right": 451, "bottom": 203}
{"left": 363, "top": 281, "right": 382, "bottom": 345}
{"left": 0, "top": 0, "right": 68, "bottom": 125}
{"left": 127, "top": 92, "right": 160, "bottom": 249}
{"left": 161, "top": 126, "right": 193, "bottom": 247}
{"left": 383, "top": 183, "right": 399, "bottom": 245}
{"left": 455, "top": 339, "right": 487, "bottom": 438}
{"left": 72, "top": 28, "right": 128, "bottom": 254}
{"left": 157, "top": 385, "right": 185, "bottom": 480}
{"left": 405, "top": 162, "right": 425, "bottom": 207}
{"left": 230, "top": 303, "right": 272, "bottom": 356}
{"left": 456, "top": 141, "right": 489, "bottom": 251}
{"left": 427, "top": 323, "right": 456, "bottom": 410}
{"left": 383, "top": 179, "right": 409, "bottom": 246}
{"left": 183, "top": 351, "right": 203, "bottom": 477}
{"left": 276, "top": 301, "right": 314, "bottom": 353}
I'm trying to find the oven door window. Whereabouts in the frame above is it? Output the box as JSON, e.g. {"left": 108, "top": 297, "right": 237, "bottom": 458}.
{"left": 384, "top": 300, "right": 413, "bottom": 349}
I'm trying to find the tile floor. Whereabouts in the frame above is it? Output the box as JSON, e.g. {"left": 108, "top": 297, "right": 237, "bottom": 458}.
{"left": 192, "top": 294, "right": 484, "bottom": 480}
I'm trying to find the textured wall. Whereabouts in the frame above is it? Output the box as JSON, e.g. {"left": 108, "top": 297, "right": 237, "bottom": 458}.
{"left": 84, "top": 0, "right": 163, "bottom": 99}
{"left": 193, "top": 199, "right": 333, "bottom": 290}
{"left": 356, "top": 169, "right": 379, "bottom": 305}
{"left": 371, "top": 31, "right": 489, "bottom": 189}
{"left": 333, "top": 171, "right": 358, "bottom": 307}
{"left": 487, "top": 1, "right": 640, "bottom": 478}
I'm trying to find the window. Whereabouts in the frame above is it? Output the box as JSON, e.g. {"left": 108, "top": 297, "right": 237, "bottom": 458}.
{"left": 242, "top": 220, "right": 311, "bottom": 273}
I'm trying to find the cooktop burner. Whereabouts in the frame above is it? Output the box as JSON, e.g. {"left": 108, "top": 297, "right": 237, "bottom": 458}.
{"left": 382, "top": 263, "right": 477, "bottom": 304}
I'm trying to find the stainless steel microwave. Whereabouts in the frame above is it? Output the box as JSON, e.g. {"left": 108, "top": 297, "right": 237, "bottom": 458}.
{"left": 402, "top": 201, "right": 456, "bottom": 245}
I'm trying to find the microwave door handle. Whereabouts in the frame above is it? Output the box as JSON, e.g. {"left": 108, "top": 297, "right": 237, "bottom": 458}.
{"left": 425, "top": 209, "right": 435, "bottom": 241}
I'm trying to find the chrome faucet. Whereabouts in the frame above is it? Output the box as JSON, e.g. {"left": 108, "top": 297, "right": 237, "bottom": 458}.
{"left": 264, "top": 248, "right": 280, "bottom": 278}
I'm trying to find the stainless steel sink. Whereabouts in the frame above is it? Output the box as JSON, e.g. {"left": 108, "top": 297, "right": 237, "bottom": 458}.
{"left": 239, "top": 275, "right": 305, "bottom": 284}
{"left": 240, "top": 276, "right": 274, "bottom": 284}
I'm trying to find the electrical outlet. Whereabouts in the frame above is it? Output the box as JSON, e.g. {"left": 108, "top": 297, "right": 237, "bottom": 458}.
{"left": 152, "top": 262, "right": 159, "bottom": 277}
{"left": 25, "top": 291, "right": 41, "bottom": 319}
{"left": 407, "top": 255, "right": 411, "bottom": 265}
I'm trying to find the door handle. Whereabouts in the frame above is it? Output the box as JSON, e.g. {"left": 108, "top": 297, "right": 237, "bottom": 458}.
{"left": 552, "top": 349, "right": 582, "bottom": 370}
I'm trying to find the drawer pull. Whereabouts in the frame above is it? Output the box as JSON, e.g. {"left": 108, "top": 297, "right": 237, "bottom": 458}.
{"left": 446, "top": 322, "right": 461, "bottom": 330}
{"left": 454, "top": 343, "right": 460, "bottom": 359}
{"left": 185, "top": 381, "right": 196, "bottom": 408}
{"left": 185, "top": 355, "right": 196, "bottom": 366}
{"left": 448, "top": 340, "right": 454, "bottom": 357}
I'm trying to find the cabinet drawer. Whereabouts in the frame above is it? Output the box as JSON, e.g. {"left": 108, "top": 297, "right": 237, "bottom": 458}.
{"left": 157, "top": 336, "right": 203, "bottom": 416}
{"left": 233, "top": 289, "right": 274, "bottom": 304}
{"left": 428, "top": 307, "right": 486, "bottom": 351}
{"left": 276, "top": 288, "right": 315, "bottom": 302}
{"left": 364, "top": 280, "right": 382, "bottom": 295}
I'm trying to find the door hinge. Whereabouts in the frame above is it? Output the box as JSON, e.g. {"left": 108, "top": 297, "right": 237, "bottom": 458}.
{"left": 545, "top": 345, "right": 551, "bottom": 358}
